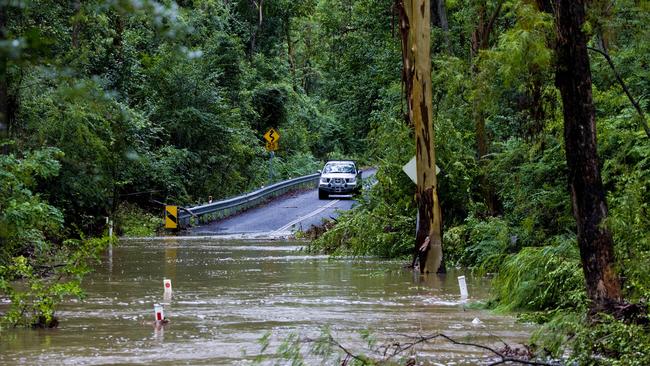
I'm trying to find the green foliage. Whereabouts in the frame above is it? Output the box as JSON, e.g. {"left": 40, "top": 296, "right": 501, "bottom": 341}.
{"left": 570, "top": 316, "right": 650, "bottom": 366}
{"left": 274, "top": 152, "right": 321, "bottom": 179}
{"left": 596, "top": 89, "right": 650, "bottom": 302}
{"left": 531, "top": 312, "right": 650, "bottom": 365}
{"left": 0, "top": 148, "right": 112, "bottom": 328}
{"left": 0, "top": 148, "right": 64, "bottom": 262}
{"left": 492, "top": 237, "right": 586, "bottom": 312}
{"left": 315, "top": 0, "right": 401, "bottom": 155}
{"left": 0, "top": 237, "right": 111, "bottom": 329}
{"left": 256, "top": 327, "right": 376, "bottom": 366}
{"left": 113, "top": 203, "right": 161, "bottom": 237}
{"left": 447, "top": 216, "right": 512, "bottom": 272}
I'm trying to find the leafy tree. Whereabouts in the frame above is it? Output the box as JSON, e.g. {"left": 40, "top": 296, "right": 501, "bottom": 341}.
{"left": 0, "top": 148, "right": 110, "bottom": 328}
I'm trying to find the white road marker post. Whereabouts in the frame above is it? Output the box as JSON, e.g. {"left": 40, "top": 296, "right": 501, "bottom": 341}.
{"left": 154, "top": 303, "right": 165, "bottom": 322}
{"left": 106, "top": 216, "right": 113, "bottom": 273}
{"left": 163, "top": 279, "right": 172, "bottom": 303}
{"left": 458, "top": 275, "right": 469, "bottom": 300}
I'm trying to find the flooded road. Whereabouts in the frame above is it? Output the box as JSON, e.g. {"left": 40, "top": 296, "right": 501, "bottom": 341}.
{"left": 0, "top": 238, "right": 533, "bottom": 365}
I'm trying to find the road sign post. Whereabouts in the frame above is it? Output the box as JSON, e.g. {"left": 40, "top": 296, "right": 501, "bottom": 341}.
{"left": 263, "top": 128, "right": 280, "bottom": 183}
{"left": 268, "top": 151, "right": 275, "bottom": 183}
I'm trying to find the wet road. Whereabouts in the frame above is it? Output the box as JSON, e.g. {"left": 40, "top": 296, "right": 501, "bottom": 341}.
{"left": 189, "top": 190, "right": 357, "bottom": 236}
{"left": 0, "top": 239, "right": 533, "bottom": 365}
{"left": 188, "top": 169, "right": 376, "bottom": 237}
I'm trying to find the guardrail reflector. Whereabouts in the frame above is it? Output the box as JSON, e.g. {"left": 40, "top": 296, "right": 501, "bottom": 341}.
{"left": 165, "top": 206, "right": 178, "bottom": 229}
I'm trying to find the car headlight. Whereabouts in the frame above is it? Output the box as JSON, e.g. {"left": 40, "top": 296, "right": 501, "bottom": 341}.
{"left": 346, "top": 177, "right": 356, "bottom": 183}
{"left": 320, "top": 177, "right": 329, "bottom": 184}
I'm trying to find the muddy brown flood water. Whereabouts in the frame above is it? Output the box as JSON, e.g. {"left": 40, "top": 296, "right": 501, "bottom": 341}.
{"left": 0, "top": 238, "right": 533, "bottom": 365}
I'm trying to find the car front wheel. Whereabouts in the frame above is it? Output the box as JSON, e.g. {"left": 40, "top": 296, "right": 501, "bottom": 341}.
{"left": 318, "top": 189, "right": 328, "bottom": 200}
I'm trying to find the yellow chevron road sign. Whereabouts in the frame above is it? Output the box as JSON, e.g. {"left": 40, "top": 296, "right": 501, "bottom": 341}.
{"left": 165, "top": 205, "right": 178, "bottom": 229}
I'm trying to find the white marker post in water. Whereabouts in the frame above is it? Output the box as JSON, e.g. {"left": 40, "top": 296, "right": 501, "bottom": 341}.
{"left": 163, "top": 279, "right": 172, "bottom": 303}
{"left": 154, "top": 304, "right": 165, "bottom": 322}
{"left": 457, "top": 276, "right": 469, "bottom": 300}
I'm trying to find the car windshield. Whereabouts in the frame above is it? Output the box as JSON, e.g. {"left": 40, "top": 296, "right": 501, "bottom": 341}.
{"left": 324, "top": 163, "right": 355, "bottom": 174}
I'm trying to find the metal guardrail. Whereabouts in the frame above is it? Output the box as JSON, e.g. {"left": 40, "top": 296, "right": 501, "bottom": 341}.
{"left": 177, "top": 173, "right": 320, "bottom": 228}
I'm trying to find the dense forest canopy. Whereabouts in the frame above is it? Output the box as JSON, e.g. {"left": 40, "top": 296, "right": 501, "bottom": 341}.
{"left": 1, "top": 0, "right": 649, "bottom": 362}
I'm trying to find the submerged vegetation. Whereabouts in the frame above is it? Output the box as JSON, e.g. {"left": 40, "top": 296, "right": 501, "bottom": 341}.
{"left": 1, "top": 0, "right": 649, "bottom": 363}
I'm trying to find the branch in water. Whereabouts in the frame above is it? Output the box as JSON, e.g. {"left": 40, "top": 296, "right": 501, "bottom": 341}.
{"left": 302, "top": 332, "right": 562, "bottom": 366}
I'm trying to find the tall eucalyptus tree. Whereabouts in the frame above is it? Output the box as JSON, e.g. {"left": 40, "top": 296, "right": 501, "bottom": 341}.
{"left": 397, "top": 0, "right": 443, "bottom": 273}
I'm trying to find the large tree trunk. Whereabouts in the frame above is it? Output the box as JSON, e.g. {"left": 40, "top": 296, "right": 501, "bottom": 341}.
{"left": 398, "top": 0, "right": 443, "bottom": 274}
{"left": 553, "top": 0, "right": 621, "bottom": 313}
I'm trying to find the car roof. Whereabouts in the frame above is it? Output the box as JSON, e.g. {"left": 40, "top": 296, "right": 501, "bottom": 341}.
{"left": 325, "top": 160, "right": 356, "bottom": 165}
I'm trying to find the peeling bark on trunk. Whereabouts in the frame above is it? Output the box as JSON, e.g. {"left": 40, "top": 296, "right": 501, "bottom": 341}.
{"left": 398, "top": 0, "right": 443, "bottom": 274}
{"left": 553, "top": 0, "right": 621, "bottom": 313}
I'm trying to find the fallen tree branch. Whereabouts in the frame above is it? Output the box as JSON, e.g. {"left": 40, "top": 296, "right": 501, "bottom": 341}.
{"left": 303, "top": 332, "right": 561, "bottom": 365}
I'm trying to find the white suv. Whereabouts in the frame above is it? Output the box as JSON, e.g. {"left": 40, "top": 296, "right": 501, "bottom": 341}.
{"left": 318, "top": 161, "right": 361, "bottom": 199}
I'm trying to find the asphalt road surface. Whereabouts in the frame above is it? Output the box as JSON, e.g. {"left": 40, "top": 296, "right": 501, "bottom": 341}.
{"left": 186, "top": 169, "right": 376, "bottom": 238}
{"left": 187, "top": 190, "right": 356, "bottom": 236}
